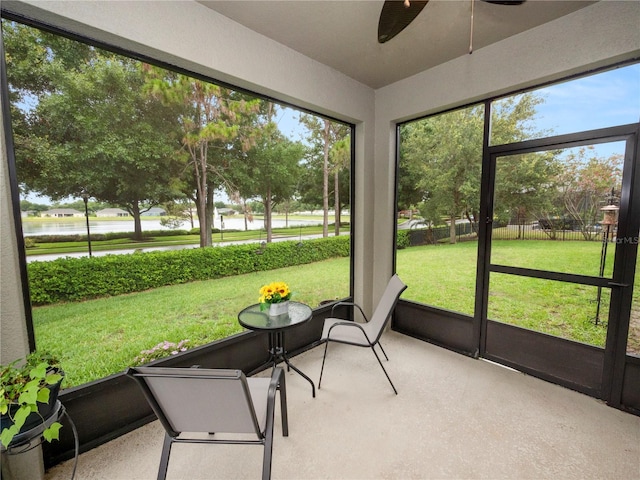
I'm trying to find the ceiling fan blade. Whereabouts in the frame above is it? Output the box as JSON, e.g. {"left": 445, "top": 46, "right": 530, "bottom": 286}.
{"left": 481, "top": 0, "right": 525, "bottom": 5}
{"left": 378, "top": 0, "right": 429, "bottom": 44}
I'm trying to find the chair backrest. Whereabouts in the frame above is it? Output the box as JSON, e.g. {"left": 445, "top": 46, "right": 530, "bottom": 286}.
{"left": 127, "top": 367, "right": 261, "bottom": 437}
{"left": 368, "top": 274, "right": 407, "bottom": 344}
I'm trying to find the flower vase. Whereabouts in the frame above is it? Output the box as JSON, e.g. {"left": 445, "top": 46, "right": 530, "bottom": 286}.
{"left": 269, "top": 301, "right": 289, "bottom": 316}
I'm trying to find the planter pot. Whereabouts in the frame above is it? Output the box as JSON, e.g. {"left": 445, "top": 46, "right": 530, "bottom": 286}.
{"left": 269, "top": 301, "right": 289, "bottom": 316}
{"left": 1, "top": 445, "right": 45, "bottom": 480}
{"left": 1, "top": 370, "right": 63, "bottom": 444}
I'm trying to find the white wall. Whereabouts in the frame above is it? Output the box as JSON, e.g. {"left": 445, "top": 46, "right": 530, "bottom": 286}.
{"left": 372, "top": 1, "right": 640, "bottom": 300}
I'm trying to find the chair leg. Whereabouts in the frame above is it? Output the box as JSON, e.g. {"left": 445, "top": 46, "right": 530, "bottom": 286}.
{"left": 376, "top": 341, "right": 390, "bottom": 361}
{"left": 262, "top": 405, "right": 276, "bottom": 480}
{"left": 370, "top": 346, "right": 398, "bottom": 395}
{"left": 279, "top": 371, "right": 289, "bottom": 437}
{"left": 318, "top": 340, "right": 329, "bottom": 389}
{"left": 157, "top": 433, "right": 173, "bottom": 480}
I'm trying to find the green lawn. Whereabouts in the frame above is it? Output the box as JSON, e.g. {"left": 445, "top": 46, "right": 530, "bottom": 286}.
{"left": 33, "top": 258, "right": 350, "bottom": 387}
{"left": 33, "top": 240, "right": 639, "bottom": 388}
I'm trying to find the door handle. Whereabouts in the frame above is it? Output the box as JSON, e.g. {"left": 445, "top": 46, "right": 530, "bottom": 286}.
{"left": 608, "top": 282, "right": 630, "bottom": 287}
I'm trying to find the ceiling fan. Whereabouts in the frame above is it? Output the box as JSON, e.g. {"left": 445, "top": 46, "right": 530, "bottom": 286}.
{"left": 378, "top": 0, "right": 525, "bottom": 52}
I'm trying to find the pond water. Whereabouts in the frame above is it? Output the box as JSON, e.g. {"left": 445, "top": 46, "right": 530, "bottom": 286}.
{"left": 22, "top": 217, "right": 322, "bottom": 236}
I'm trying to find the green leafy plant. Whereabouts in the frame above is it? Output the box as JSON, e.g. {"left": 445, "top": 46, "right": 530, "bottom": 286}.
{"left": 0, "top": 351, "right": 64, "bottom": 448}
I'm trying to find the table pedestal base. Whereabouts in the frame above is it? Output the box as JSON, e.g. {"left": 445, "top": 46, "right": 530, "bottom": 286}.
{"left": 252, "top": 331, "right": 316, "bottom": 397}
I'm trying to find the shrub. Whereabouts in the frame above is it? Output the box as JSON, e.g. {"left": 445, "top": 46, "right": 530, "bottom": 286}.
{"left": 27, "top": 236, "right": 351, "bottom": 305}
{"left": 396, "top": 230, "right": 410, "bottom": 249}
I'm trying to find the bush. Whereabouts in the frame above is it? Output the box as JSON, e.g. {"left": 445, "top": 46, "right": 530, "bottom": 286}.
{"left": 396, "top": 231, "right": 410, "bottom": 249}
{"left": 27, "top": 236, "right": 351, "bottom": 305}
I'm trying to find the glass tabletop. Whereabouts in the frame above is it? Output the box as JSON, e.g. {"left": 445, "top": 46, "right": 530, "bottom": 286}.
{"left": 238, "top": 301, "right": 313, "bottom": 331}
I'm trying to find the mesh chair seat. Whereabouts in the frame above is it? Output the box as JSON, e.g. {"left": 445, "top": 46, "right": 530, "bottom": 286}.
{"left": 127, "top": 366, "right": 288, "bottom": 480}
{"left": 319, "top": 274, "right": 407, "bottom": 394}
{"left": 321, "top": 319, "right": 374, "bottom": 346}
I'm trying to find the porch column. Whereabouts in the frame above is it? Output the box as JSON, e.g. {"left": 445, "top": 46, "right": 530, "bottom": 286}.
{"left": 0, "top": 87, "right": 30, "bottom": 364}
{"left": 1, "top": 62, "right": 45, "bottom": 480}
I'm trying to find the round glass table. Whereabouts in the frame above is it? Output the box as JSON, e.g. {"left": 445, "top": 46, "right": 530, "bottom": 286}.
{"left": 238, "top": 301, "right": 315, "bottom": 397}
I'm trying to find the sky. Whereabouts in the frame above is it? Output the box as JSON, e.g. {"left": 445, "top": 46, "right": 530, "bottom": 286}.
{"left": 534, "top": 63, "right": 639, "bottom": 136}
{"left": 510, "top": 63, "right": 640, "bottom": 160}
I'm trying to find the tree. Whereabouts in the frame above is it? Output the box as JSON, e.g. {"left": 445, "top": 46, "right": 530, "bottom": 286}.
{"left": 145, "top": 69, "right": 260, "bottom": 247}
{"left": 401, "top": 105, "right": 484, "bottom": 243}
{"left": 329, "top": 137, "right": 350, "bottom": 235}
{"left": 399, "top": 93, "right": 554, "bottom": 244}
{"left": 19, "top": 200, "right": 48, "bottom": 215}
{"left": 4, "top": 22, "right": 185, "bottom": 240}
{"left": 559, "top": 147, "right": 623, "bottom": 240}
{"left": 160, "top": 197, "right": 194, "bottom": 229}
{"left": 299, "top": 115, "right": 350, "bottom": 237}
{"left": 493, "top": 150, "right": 561, "bottom": 238}
{"left": 2, "top": 20, "right": 91, "bottom": 198}
{"left": 232, "top": 102, "right": 305, "bottom": 242}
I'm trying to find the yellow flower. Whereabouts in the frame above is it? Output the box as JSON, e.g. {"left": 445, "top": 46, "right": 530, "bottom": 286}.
{"left": 258, "top": 281, "right": 291, "bottom": 305}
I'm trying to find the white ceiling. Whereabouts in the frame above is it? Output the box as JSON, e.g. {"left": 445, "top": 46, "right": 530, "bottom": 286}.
{"left": 198, "top": 0, "right": 595, "bottom": 89}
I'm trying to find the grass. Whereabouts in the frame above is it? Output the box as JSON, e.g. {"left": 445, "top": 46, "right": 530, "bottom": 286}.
{"left": 33, "top": 258, "right": 350, "bottom": 387}
{"left": 397, "top": 241, "right": 478, "bottom": 315}
{"left": 32, "top": 239, "right": 640, "bottom": 388}
{"left": 397, "top": 240, "right": 635, "bottom": 348}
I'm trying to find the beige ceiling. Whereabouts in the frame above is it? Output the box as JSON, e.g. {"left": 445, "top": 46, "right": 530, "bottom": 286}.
{"left": 198, "top": 0, "right": 594, "bottom": 89}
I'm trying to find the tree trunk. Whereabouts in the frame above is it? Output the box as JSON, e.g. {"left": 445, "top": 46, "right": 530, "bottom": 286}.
{"left": 203, "top": 186, "right": 214, "bottom": 247}
{"left": 243, "top": 199, "right": 249, "bottom": 231}
{"left": 265, "top": 184, "right": 272, "bottom": 242}
{"left": 449, "top": 215, "right": 457, "bottom": 244}
{"left": 196, "top": 190, "right": 208, "bottom": 247}
{"left": 322, "top": 119, "right": 330, "bottom": 238}
{"left": 334, "top": 169, "right": 340, "bottom": 236}
{"left": 131, "top": 202, "right": 143, "bottom": 241}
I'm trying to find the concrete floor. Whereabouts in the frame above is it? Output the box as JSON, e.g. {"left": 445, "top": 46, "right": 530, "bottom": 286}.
{"left": 45, "top": 332, "right": 640, "bottom": 480}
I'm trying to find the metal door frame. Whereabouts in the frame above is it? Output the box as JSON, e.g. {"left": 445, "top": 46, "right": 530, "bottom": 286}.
{"left": 474, "top": 121, "right": 640, "bottom": 400}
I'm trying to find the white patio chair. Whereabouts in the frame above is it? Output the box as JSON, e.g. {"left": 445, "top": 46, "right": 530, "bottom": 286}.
{"left": 318, "top": 274, "right": 407, "bottom": 394}
{"left": 126, "top": 366, "right": 288, "bottom": 480}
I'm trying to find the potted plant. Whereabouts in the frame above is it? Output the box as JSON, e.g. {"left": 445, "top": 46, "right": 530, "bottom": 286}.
{"left": 0, "top": 351, "right": 64, "bottom": 449}
{"left": 259, "top": 281, "right": 292, "bottom": 316}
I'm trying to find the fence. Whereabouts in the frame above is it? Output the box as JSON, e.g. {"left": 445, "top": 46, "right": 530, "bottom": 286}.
{"left": 492, "top": 222, "right": 601, "bottom": 242}
{"left": 407, "top": 221, "right": 602, "bottom": 246}
{"left": 407, "top": 222, "right": 475, "bottom": 246}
